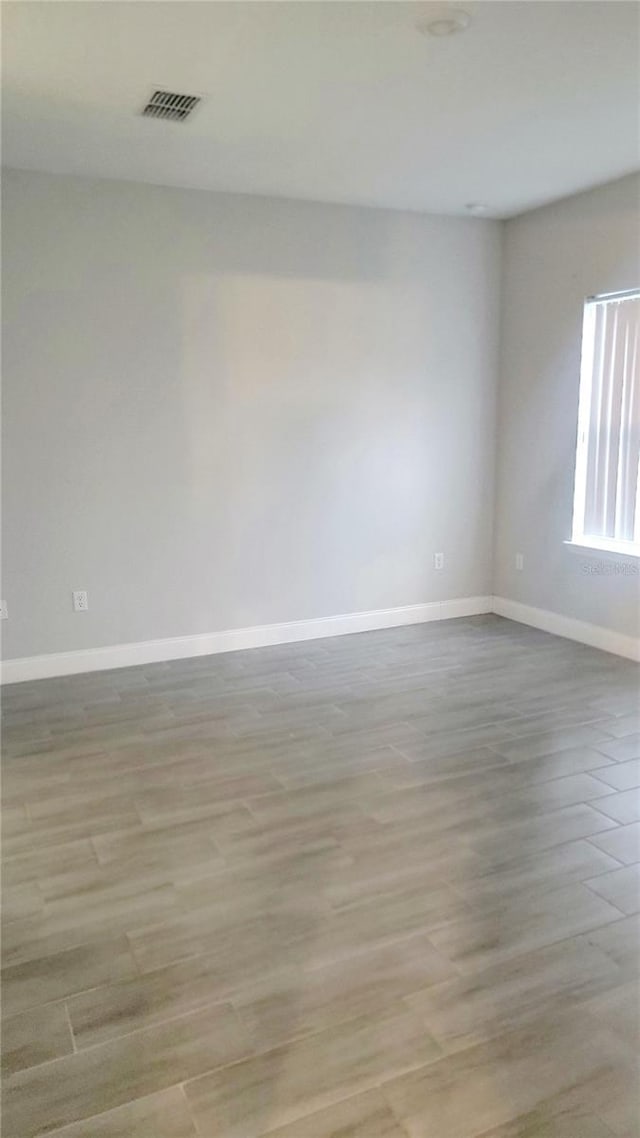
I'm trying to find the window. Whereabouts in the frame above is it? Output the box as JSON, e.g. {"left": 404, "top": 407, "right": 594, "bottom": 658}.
{"left": 571, "top": 289, "right": 640, "bottom": 556}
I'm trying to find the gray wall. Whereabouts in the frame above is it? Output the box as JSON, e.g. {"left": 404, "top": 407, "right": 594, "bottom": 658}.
{"left": 493, "top": 173, "right": 640, "bottom": 636}
{"left": 2, "top": 169, "right": 501, "bottom": 659}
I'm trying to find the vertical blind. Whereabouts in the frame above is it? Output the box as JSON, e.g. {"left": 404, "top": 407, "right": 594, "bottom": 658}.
{"left": 574, "top": 290, "right": 640, "bottom": 547}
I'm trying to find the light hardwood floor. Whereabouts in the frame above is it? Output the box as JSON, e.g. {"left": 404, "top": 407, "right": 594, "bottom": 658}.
{"left": 1, "top": 614, "right": 639, "bottom": 1137}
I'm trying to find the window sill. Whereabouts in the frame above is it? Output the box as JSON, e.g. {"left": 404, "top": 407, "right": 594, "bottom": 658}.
{"left": 564, "top": 539, "right": 640, "bottom": 562}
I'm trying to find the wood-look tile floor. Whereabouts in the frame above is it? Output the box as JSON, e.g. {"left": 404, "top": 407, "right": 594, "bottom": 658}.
{"left": 2, "top": 615, "right": 639, "bottom": 1137}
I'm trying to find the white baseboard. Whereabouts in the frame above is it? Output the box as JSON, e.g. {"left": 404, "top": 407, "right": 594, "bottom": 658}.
{"left": 492, "top": 596, "right": 640, "bottom": 663}
{"left": 4, "top": 593, "right": 636, "bottom": 684}
{"left": 0, "top": 595, "right": 493, "bottom": 684}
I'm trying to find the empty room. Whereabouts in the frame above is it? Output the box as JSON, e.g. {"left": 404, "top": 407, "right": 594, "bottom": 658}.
{"left": 1, "top": 2, "right": 639, "bottom": 1136}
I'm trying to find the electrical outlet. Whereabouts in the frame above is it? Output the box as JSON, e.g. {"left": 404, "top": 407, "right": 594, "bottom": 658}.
{"left": 434, "top": 552, "right": 444, "bottom": 570}
{"left": 0, "top": 600, "right": 8, "bottom": 620}
{"left": 72, "top": 590, "right": 89, "bottom": 613}
{"left": 515, "top": 553, "right": 524, "bottom": 571}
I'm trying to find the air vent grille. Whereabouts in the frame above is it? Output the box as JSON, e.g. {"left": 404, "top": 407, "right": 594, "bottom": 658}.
{"left": 142, "top": 90, "right": 201, "bottom": 122}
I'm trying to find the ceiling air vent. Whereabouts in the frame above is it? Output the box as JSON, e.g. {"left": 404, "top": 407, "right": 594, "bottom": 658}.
{"left": 141, "top": 90, "right": 201, "bottom": 123}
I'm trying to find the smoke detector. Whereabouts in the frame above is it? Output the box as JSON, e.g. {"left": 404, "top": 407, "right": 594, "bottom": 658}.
{"left": 141, "top": 90, "right": 201, "bottom": 123}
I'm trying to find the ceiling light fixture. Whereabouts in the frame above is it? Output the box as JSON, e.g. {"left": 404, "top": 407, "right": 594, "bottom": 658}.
{"left": 466, "top": 202, "right": 488, "bottom": 216}
{"left": 419, "top": 9, "right": 471, "bottom": 37}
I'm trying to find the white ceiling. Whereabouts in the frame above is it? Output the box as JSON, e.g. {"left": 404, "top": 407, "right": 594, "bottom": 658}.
{"left": 2, "top": 1, "right": 639, "bottom": 218}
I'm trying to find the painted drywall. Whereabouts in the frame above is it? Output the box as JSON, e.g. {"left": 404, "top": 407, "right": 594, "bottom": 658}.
{"left": 493, "top": 173, "right": 640, "bottom": 638}
{"left": 2, "top": 168, "right": 501, "bottom": 660}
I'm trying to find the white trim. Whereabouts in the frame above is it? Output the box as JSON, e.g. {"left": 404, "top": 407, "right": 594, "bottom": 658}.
{"left": 492, "top": 596, "right": 640, "bottom": 663}
{"left": 0, "top": 596, "right": 492, "bottom": 684}
{"left": 4, "top": 594, "right": 636, "bottom": 684}
{"left": 586, "top": 288, "right": 640, "bottom": 305}
{"left": 571, "top": 298, "right": 595, "bottom": 546}
{"left": 564, "top": 538, "right": 640, "bottom": 562}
